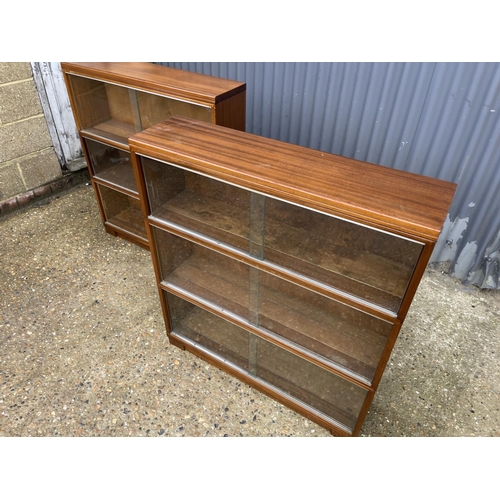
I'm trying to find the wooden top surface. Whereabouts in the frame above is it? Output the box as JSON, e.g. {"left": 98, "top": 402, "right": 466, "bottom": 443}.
{"left": 61, "top": 62, "right": 246, "bottom": 104}
{"left": 129, "top": 116, "right": 456, "bottom": 241}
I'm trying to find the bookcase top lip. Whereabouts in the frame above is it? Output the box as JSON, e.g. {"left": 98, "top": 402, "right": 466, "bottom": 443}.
{"left": 61, "top": 62, "right": 246, "bottom": 104}
{"left": 129, "top": 116, "right": 457, "bottom": 241}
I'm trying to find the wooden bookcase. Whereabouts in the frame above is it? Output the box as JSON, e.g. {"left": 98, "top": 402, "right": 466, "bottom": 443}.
{"left": 129, "top": 116, "right": 456, "bottom": 436}
{"left": 61, "top": 62, "right": 246, "bottom": 250}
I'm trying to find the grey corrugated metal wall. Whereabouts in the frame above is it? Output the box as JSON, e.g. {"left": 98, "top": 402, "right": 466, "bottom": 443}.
{"left": 156, "top": 62, "right": 500, "bottom": 289}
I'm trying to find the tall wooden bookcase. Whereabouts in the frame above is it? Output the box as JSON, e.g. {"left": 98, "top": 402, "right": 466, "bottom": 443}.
{"left": 129, "top": 116, "right": 456, "bottom": 436}
{"left": 61, "top": 62, "right": 246, "bottom": 250}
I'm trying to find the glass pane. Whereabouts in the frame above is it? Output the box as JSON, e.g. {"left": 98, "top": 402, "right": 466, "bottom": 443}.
{"left": 258, "top": 272, "right": 393, "bottom": 382}
{"left": 84, "top": 138, "right": 136, "bottom": 194}
{"left": 136, "top": 91, "right": 212, "bottom": 129}
{"left": 153, "top": 227, "right": 250, "bottom": 319}
{"left": 142, "top": 157, "right": 252, "bottom": 253}
{"left": 67, "top": 75, "right": 137, "bottom": 145}
{"left": 97, "top": 185, "right": 146, "bottom": 238}
{"left": 166, "top": 289, "right": 367, "bottom": 433}
{"left": 166, "top": 292, "right": 249, "bottom": 370}
{"left": 263, "top": 198, "right": 423, "bottom": 312}
{"left": 68, "top": 76, "right": 212, "bottom": 147}
{"left": 153, "top": 226, "right": 392, "bottom": 382}
{"left": 256, "top": 337, "right": 367, "bottom": 432}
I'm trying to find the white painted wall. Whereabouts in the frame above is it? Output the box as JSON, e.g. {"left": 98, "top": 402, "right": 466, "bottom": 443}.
{"left": 30, "top": 62, "right": 84, "bottom": 171}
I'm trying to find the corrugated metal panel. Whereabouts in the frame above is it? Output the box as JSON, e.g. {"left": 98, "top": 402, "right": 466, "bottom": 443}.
{"left": 156, "top": 62, "right": 500, "bottom": 289}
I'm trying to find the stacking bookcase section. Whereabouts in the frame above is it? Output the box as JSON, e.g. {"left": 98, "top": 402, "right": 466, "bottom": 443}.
{"left": 129, "top": 116, "right": 457, "bottom": 436}
{"left": 61, "top": 62, "right": 246, "bottom": 249}
{"left": 151, "top": 226, "right": 392, "bottom": 384}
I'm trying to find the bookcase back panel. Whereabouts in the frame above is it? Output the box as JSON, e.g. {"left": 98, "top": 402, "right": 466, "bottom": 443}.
{"left": 137, "top": 92, "right": 212, "bottom": 129}
{"left": 66, "top": 74, "right": 112, "bottom": 130}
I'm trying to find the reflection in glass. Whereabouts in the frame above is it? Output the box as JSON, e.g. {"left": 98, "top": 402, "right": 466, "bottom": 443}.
{"left": 166, "top": 292, "right": 250, "bottom": 370}
{"left": 67, "top": 75, "right": 212, "bottom": 146}
{"left": 84, "top": 138, "right": 136, "bottom": 193}
{"left": 143, "top": 157, "right": 252, "bottom": 253}
{"left": 97, "top": 185, "right": 146, "bottom": 238}
{"left": 256, "top": 336, "right": 367, "bottom": 432}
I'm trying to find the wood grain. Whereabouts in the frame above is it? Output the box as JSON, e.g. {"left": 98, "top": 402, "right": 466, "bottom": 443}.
{"left": 129, "top": 116, "right": 457, "bottom": 241}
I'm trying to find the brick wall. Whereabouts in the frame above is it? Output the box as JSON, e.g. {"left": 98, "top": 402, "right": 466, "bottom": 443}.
{"left": 0, "top": 62, "right": 63, "bottom": 203}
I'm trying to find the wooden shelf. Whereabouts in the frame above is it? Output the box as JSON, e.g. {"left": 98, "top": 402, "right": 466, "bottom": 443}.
{"left": 93, "top": 161, "right": 138, "bottom": 195}
{"left": 168, "top": 294, "right": 250, "bottom": 371}
{"left": 105, "top": 206, "right": 146, "bottom": 239}
{"left": 83, "top": 120, "right": 137, "bottom": 148}
{"left": 97, "top": 184, "right": 146, "bottom": 239}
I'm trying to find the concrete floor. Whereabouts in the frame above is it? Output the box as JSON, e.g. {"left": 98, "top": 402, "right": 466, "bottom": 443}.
{"left": 1, "top": 182, "right": 499, "bottom": 437}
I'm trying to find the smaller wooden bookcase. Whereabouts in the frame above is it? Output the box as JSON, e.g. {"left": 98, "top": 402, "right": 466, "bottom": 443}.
{"left": 130, "top": 116, "right": 456, "bottom": 436}
{"left": 61, "top": 62, "right": 246, "bottom": 249}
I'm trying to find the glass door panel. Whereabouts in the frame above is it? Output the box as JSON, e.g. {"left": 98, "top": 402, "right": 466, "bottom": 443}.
{"left": 67, "top": 74, "right": 138, "bottom": 145}
{"left": 258, "top": 272, "right": 393, "bottom": 382}
{"left": 136, "top": 92, "right": 212, "bottom": 129}
{"left": 97, "top": 185, "right": 146, "bottom": 238}
{"left": 140, "top": 155, "right": 422, "bottom": 313}
{"left": 153, "top": 227, "right": 250, "bottom": 320}
{"left": 166, "top": 292, "right": 250, "bottom": 371}
{"left": 142, "top": 157, "right": 252, "bottom": 253}
{"left": 166, "top": 291, "right": 367, "bottom": 433}
{"left": 67, "top": 77, "right": 213, "bottom": 147}
{"left": 256, "top": 336, "right": 367, "bottom": 432}
{"left": 263, "top": 198, "right": 423, "bottom": 312}
{"left": 84, "top": 138, "right": 136, "bottom": 194}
